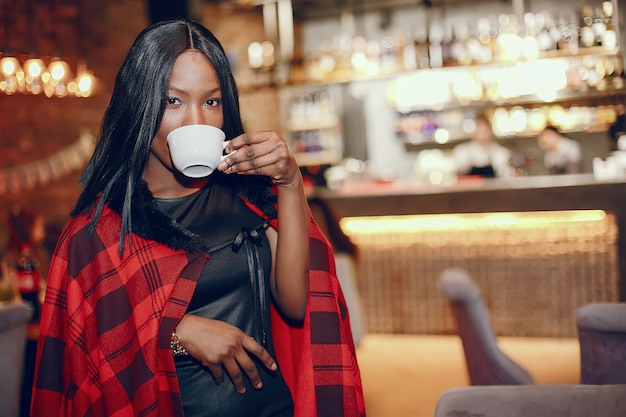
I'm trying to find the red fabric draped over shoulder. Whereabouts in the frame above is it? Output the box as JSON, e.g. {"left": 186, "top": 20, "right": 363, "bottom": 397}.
{"left": 31, "top": 206, "right": 208, "bottom": 416}
{"left": 31, "top": 201, "right": 366, "bottom": 417}
{"left": 245, "top": 200, "right": 366, "bottom": 417}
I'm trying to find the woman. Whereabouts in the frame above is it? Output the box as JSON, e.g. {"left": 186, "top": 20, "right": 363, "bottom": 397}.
{"left": 452, "top": 115, "right": 512, "bottom": 178}
{"left": 31, "top": 19, "right": 365, "bottom": 417}
{"left": 537, "top": 125, "right": 581, "bottom": 174}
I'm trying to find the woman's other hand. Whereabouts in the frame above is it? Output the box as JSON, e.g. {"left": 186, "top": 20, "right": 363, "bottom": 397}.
{"left": 174, "top": 314, "right": 277, "bottom": 394}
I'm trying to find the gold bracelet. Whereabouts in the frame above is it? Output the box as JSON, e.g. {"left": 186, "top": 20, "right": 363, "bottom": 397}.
{"left": 170, "top": 330, "right": 189, "bottom": 356}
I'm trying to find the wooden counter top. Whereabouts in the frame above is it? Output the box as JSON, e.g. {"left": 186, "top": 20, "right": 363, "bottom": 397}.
{"left": 314, "top": 174, "right": 626, "bottom": 218}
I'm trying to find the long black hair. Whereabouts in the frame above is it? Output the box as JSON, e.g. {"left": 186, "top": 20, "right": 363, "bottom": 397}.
{"left": 72, "top": 19, "right": 274, "bottom": 252}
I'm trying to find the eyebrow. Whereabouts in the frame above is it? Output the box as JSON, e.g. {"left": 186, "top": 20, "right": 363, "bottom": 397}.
{"left": 167, "top": 86, "right": 222, "bottom": 96}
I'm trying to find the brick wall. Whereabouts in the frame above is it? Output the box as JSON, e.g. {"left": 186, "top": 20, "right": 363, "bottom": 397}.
{"left": 202, "top": 3, "right": 283, "bottom": 132}
{"left": 0, "top": 0, "right": 281, "bottom": 246}
{"left": 0, "top": 0, "right": 148, "bottom": 229}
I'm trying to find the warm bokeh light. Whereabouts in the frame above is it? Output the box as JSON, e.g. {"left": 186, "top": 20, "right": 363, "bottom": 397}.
{"left": 70, "top": 60, "right": 95, "bottom": 97}
{"left": 247, "top": 42, "right": 263, "bottom": 69}
{"left": 22, "top": 58, "right": 48, "bottom": 95}
{"left": 75, "top": 71, "right": 94, "bottom": 97}
{"left": 45, "top": 59, "right": 73, "bottom": 97}
{"left": 1, "top": 56, "right": 18, "bottom": 76}
{"left": 0, "top": 56, "right": 24, "bottom": 94}
{"left": 340, "top": 210, "right": 608, "bottom": 235}
{"left": 49, "top": 60, "right": 69, "bottom": 81}
{"left": 0, "top": 56, "right": 95, "bottom": 97}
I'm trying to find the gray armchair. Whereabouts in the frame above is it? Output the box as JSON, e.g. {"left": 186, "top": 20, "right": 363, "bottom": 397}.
{"left": 577, "top": 302, "right": 626, "bottom": 384}
{"left": 438, "top": 268, "right": 534, "bottom": 385}
{"left": 434, "top": 384, "right": 626, "bottom": 417}
{"left": 0, "top": 301, "right": 34, "bottom": 417}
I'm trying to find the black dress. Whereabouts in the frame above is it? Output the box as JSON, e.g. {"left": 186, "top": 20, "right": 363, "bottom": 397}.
{"left": 156, "top": 175, "right": 294, "bottom": 417}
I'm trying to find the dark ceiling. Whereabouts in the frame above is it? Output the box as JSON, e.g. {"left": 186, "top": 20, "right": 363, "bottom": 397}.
{"left": 291, "top": 0, "right": 430, "bottom": 20}
{"left": 203, "top": 0, "right": 498, "bottom": 21}
{"left": 289, "top": 0, "right": 500, "bottom": 20}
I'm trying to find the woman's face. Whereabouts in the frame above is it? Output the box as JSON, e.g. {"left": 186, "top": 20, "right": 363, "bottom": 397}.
{"left": 145, "top": 50, "right": 224, "bottom": 181}
{"left": 472, "top": 118, "right": 493, "bottom": 146}
{"left": 538, "top": 129, "right": 559, "bottom": 152}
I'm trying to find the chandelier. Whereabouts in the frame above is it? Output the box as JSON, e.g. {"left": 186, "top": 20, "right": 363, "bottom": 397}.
{"left": 0, "top": 0, "right": 96, "bottom": 98}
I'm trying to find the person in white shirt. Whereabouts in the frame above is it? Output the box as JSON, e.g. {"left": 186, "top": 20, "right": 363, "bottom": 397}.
{"left": 452, "top": 115, "right": 512, "bottom": 178}
{"left": 537, "top": 125, "right": 582, "bottom": 174}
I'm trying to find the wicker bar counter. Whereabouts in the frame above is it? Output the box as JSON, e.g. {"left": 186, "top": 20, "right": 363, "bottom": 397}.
{"left": 314, "top": 174, "right": 626, "bottom": 337}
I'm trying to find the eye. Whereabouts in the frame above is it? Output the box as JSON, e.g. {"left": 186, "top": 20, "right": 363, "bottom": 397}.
{"left": 166, "top": 97, "right": 182, "bottom": 106}
{"left": 205, "top": 98, "right": 221, "bottom": 108}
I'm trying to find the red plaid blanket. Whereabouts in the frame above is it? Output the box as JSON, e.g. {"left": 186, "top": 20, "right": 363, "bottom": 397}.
{"left": 31, "top": 202, "right": 365, "bottom": 417}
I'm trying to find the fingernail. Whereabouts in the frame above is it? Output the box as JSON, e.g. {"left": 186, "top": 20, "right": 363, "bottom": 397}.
{"left": 218, "top": 161, "right": 227, "bottom": 171}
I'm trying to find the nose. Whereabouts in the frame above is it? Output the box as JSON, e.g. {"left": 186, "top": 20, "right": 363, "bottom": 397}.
{"left": 185, "top": 104, "right": 205, "bottom": 126}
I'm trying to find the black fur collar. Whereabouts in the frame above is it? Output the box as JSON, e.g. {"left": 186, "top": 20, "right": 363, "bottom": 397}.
{"left": 107, "top": 174, "right": 277, "bottom": 253}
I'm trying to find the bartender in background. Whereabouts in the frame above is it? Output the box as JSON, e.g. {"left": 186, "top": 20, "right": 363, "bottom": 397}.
{"left": 452, "top": 114, "right": 512, "bottom": 178}
{"left": 537, "top": 125, "right": 581, "bottom": 174}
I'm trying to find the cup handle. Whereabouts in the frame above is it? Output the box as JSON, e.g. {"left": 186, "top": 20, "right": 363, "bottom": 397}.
{"left": 221, "top": 140, "right": 235, "bottom": 161}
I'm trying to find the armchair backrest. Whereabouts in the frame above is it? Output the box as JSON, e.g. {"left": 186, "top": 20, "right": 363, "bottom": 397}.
{"left": 439, "top": 268, "right": 534, "bottom": 385}
{"left": 434, "top": 384, "right": 626, "bottom": 417}
{"left": 0, "top": 301, "right": 34, "bottom": 417}
{"left": 577, "top": 302, "right": 626, "bottom": 384}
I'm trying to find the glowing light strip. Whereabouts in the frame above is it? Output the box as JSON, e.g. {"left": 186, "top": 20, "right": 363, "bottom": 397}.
{"left": 340, "top": 210, "right": 608, "bottom": 235}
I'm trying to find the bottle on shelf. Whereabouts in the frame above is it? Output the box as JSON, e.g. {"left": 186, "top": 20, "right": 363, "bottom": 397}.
{"left": 413, "top": 31, "right": 431, "bottom": 69}
{"left": 579, "top": 5, "right": 596, "bottom": 48}
{"left": 350, "top": 35, "right": 368, "bottom": 77}
{"left": 614, "top": 68, "right": 625, "bottom": 90}
{"left": 455, "top": 25, "right": 473, "bottom": 66}
{"left": 298, "top": 1, "right": 621, "bottom": 86}
{"left": 475, "top": 17, "right": 494, "bottom": 64}
{"left": 567, "top": 15, "right": 581, "bottom": 54}
{"left": 428, "top": 23, "right": 444, "bottom": 68}
{"left": 536, "top": 11, "right": 556, "bottom": 52}
{"left": 487, "top": 14, "right": 500, "bottom": 54}
{"left": 556, "top": 15, "right": 574, "bottom": 52}
{"left": 610, "top": 54, "right": 625, "bottom": 90}
{"left": 402, "top": 29, "right": 417, "bottom": 71}
{"left": 602, "top": 1, "right": 618, "bottom": 50}
{"left": 380, "top": 34, "right": 398, "bottom": 74}
{"left": 592, "top": 6, "right": 607, "bottom": 46}
{"left": 441, "top": 28, "right": 455, "bottom": 67}
{"left": 521, "top": 12, "right": 540, "bottom": 59}
{"left": 16, "top": 243, "right": 42, "bottom": 323}
{"left": 496, "top": 13, "right": 523, "bottom": 61}
{"left": 0, "top": 256, "right": 18, "bottom": 301}
{"left": 393, "top": 30, "right": 410, "bottom": 72}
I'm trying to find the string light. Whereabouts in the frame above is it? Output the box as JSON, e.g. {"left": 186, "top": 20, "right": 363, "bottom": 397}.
{"left": 0, "top": 56, "right": 24, "bottom": 94}
{"left": 0, "top": 0, "right": 96, "bottom": 97}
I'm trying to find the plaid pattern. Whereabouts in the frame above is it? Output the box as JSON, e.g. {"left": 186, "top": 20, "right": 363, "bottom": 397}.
{"left": 263, "top": 210, "right": 366, "bottom": 417}
{"left": 32, "top": 202, "right": 366, "bottom": 417}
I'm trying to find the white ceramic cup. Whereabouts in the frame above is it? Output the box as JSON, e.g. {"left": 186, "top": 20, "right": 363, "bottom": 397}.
{"left": 166, "top": 124, "right": 230, "bottom": 178}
